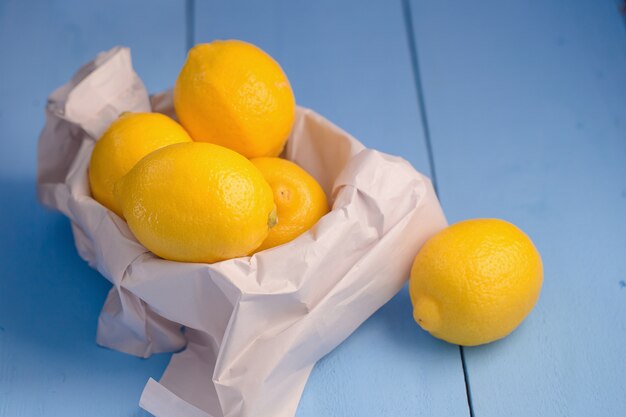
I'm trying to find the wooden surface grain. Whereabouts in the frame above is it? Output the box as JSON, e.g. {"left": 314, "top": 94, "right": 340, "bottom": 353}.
{"left": 410, "top": 0, "right": 626, "bottom": 415}
{"left": 1, "top": 0, "right": 625, "bottom": 415}
{"left": 0, "top": 0, "right": 184, "bottom": 416}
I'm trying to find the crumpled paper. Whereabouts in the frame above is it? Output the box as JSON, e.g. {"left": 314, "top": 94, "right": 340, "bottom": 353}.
{"left": 37, "top": 47, "right": 447, "bottom": 417}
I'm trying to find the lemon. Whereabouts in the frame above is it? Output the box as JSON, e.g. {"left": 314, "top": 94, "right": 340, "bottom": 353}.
{"left": 409, "top": 219, "right": 543, "bottom": 346}
{"left": 89, "top": 112, "right": 192, "bottom": 217}
{"left": 174, "top": 40, "right": 295, "bottom": 158}
{"left": 114, "top": 142, "right": 276, "bottom": 264}
{"left": 250, "top": 157, "right": 328, "bottom": 252}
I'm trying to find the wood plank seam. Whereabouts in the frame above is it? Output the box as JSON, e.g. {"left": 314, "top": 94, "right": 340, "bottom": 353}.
{"left": 459, "top": 346, "right": 475, "bottom": 417}
{"left": 188, "top": 2, "right": 470, "bottom": 415}
{"left": 186, "top": 0, "right": 196, "bottom": 51}
{"left": 401, "top": 0, "right": 438, "bottom": 194}
{"left": 401, "top": 1, "right": 475, "bottom": 416}
{"left": 406, "top": 1, "right": 626, "bottom": 415}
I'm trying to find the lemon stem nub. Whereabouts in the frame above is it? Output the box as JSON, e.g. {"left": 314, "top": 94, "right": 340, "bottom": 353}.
{"left": 268, "top": 209, "right": 278, "bottom": 229}
{"left": 413, "top": 295, "right": 441, "bottom": 332}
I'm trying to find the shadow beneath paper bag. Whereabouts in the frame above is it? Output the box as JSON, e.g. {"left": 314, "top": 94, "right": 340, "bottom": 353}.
{"left": 297, "top": 284, "right": 462, "bottom": 416}
{"left": 0, "top": 179, "right": 109, "bottom": 350}
{"left": 0, "top": 178, "right": 169, "bottom": 415}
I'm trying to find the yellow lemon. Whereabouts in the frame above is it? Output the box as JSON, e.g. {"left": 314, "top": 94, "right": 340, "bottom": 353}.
{"left": 409, "top": 219, "right": 543, "bottom": 346}
{"left": 250, "top": 157, "right": 328, "bottom": 252}
{"left": 89, "top": 112, "right": 192, "bottom": 217}
{"left": 114, "top": 142, "right": 276, "bottom": 264}
{"left": 174, "top": 40, "right": 295, "bottom": 158}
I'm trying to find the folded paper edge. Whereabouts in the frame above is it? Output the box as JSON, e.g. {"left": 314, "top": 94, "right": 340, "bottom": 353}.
{"left": 140, "top": 378, "right": 214, "bottom": 417}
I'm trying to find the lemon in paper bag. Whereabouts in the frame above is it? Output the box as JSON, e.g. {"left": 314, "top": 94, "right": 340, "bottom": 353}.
{"left": 114, "top": 142, "right": 277, "bottom": 263}
{"left": 174, "top": 40, "right": 296, "bottom": 158}
{"left": 251, "top": 157, "right": 328, "bottom": 252}
{"left": 89, "top": 112, "right": 192, "bottom": 217}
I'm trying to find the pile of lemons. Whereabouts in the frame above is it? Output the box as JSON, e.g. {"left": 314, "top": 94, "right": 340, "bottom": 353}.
{"left": 89, "top": 40, "right": 328, "bottom": 264}
{"left": 88, "top": 40, "right": 543, "bottom": 347}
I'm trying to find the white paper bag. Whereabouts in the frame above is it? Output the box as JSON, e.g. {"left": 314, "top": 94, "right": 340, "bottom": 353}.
{"left": 37, "top": 47, "right": 447, "bottom": 417}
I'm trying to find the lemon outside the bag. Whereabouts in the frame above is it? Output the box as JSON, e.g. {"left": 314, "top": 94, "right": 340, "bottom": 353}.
{"left": 409, "top": 218, "right": 543, "bottom": 346}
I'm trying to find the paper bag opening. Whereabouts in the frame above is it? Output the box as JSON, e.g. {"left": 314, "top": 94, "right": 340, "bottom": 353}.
{"left": 36, "top": 47, "right": 447, "bottom": 417}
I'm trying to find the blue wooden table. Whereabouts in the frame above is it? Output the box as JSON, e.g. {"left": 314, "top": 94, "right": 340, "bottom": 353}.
{"left": 1, "top": 0, "right": 625, "bottom": 415}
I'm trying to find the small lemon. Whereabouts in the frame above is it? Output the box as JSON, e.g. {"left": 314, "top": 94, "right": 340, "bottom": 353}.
{"left": 114, "top": 142, "right": 276, "bottom": 264}
{"left": 174, "top": 40, "right": 296, "bottom": 158}
{"left": 89, "top": 112, "right": 192, "bottom": 216}
{"left": 250, "top": 157, "right": 328, "bottom": 252}
{"left": 409, "top": 219, "right": 543, "bottom": 346}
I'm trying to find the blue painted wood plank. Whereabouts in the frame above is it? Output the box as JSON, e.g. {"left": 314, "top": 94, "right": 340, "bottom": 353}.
{"left": 0, "top": 182, "right": 170, "bottom": 417}
{"left": 0, "top": 1, "right": 186, "bottom": 415}
{"left": 0, "top": 0, "right": 187, "bottom": 180}
{"left": 195, "top": 0, "right": 432, "bottom": 173}
{"left": 409, "top": 0, "right": 626, "bottom": 415}
{"left": 194, "top": 1, "right": 469, "bottom": 416}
